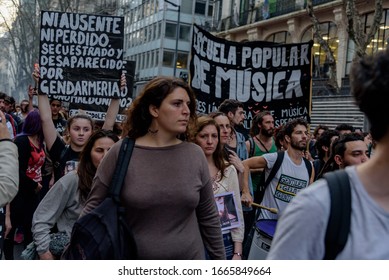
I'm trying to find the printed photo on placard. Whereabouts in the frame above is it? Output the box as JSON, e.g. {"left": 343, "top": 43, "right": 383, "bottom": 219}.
{"left": 214, "top": 192, "right": 240, "bottom": 231}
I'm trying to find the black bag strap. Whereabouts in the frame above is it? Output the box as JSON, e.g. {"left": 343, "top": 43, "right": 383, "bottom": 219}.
{"left": 264, "top": 151, "right": 285, "bottom": 188}
{"left": 255, "top": 136, "right": 270, "bottom": 153}
{"left": 53, "top": 144, "right": 70, "bottom": 169}
{"left": 323, "top": 170, "right": 351, "bottom": 260}
{"left": 248, "top": 137, "right": 255, "bottom": 158}
{"left": 263, "top": 151, "right": 311, "bottom": 189}
{"left": 109, "top": 137, "right": 135, "bottom": 204}
{"left": 302, "top": 157, "right": 313, "bottom": 181}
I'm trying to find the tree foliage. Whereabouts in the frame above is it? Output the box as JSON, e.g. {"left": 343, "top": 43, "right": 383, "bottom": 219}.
{"left": 0, "top": 0, "right": 38, "bottom": 95}
{"left": 0, "top": 0, "right": 109, "bottom": 98}
{"left": 344, "top": 0, "right": 383, "bottom": 59}
{"left": 306, "top": 0, "right": 383, "bottom": 93}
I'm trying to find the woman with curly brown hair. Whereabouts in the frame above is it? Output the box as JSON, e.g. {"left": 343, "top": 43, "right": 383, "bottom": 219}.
{"left": 81, "top": 76, "right": 225, "bottom": 260}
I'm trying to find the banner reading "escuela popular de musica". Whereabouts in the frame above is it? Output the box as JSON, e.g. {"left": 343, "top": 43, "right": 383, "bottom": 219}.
{"left": 38, "top": 10, "right": 134, "bottom": 122}
{"left": 190, "top": 24, "right": 313, "bottom": 129}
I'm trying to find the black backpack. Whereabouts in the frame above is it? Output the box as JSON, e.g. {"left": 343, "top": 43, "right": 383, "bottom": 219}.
{"left": 243, "top": 151, "right": 312, "bottom": 258}
{"left": 62, "top": 137, "right": 137, "bottom": 260}
{"left": 248, "top": 137, "right": 255, "bottom": 158}
{"left": 323, "top": 170, "right": 351, "bottom": 259}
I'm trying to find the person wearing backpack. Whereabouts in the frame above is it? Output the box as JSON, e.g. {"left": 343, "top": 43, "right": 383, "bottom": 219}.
{"left": 242, "top": 118, "right": 314, "bottom": 221}
{"left": 267, "top": 48, "right": 389, "bottom": 259}
{"left": 243, "top": 111, "right": 277, "bottom": 255}
{"left": 245, "top": 112, "right": 277, "bottom": 202}
{"left": 80, "top": 77, "right": 225, "bottom": 260}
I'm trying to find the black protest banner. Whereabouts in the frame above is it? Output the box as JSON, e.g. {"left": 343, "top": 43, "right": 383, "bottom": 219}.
{"left": 190, "top": 24, "right": 313, "bottom": 129}
{"left": 68, "top": 60, "right": 135, "bottom": 122}
{"left": 39, "top": 10, "right": 125, "bottom": 102}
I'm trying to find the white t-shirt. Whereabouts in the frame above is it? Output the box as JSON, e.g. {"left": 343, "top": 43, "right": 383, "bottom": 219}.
{"left": 267, "top": 166, "right": 389, "bottom": 259}
{"left": 6, "top": 120, "right": 14, "bottom": 139}
{"left": 260, "top": 151, "right": 311, "bottom": 220}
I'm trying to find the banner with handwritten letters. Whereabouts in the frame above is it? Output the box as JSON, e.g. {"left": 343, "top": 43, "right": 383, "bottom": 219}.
{"left": 190, "top": 24, "right": 313, "bottom": 129}
{"left": 68, "top": 60, "right": 135, "bottom": 122}
{"left": 38, "top": 11, "right": 133, "bottom": 121}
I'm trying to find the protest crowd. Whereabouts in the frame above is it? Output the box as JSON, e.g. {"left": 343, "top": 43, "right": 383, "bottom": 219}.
{"left": 0, "top": 11, "right": 388, "bottom": 261}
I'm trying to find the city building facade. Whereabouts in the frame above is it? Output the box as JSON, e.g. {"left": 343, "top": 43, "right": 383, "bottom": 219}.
{"left": 207, "top": 0, "right": 389, "bottom": 94}
{"left": 204, "top": 0, "right": 388, "bottom": 130}
{"left": 119, "top": 0, "right": 214, "bottom": 95}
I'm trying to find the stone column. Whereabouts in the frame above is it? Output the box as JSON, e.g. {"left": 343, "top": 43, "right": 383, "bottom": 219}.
{"left": 333, "top": 7, "right": 348, "bottom": 87}
{"left": 287, "top": 18, "right": 300, "bottom": 43}
{"left": 247, "top": 27, "right": 259, "bottom": 41}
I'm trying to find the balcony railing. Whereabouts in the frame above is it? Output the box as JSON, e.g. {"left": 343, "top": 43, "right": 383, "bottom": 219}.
{"left": 203, "top": 0, "right": 336, "bottom": 33}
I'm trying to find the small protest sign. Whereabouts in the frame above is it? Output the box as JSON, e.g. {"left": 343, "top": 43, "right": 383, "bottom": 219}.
{"left": 214, "top": 192, "right": 241, "bottom": 231}
{"left": 38, "top": 11, "right": 132, "bottom": 121}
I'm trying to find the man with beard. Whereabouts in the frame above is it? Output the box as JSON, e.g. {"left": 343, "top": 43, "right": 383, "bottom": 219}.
{"left": 218, "top": 99, "right": 253, "bottom": 205}
{"left": 242, "top": 118, "right": 314, "bottom": 220}
{"left": 242, "top": 111, "right": 278, "bottom": 258}
{"left": 245, "top": 112, "right": 277, "bottom": 206}
{"left": 268, "top": 49, "right": 389, "bottom": 259}
{"left": 318, "top": 132, "right": 369, "bottom": 177}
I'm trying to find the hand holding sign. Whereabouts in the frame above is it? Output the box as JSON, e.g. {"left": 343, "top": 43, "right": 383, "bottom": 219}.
{"left": 120, "top": 71, "right": 126, "bottom": 92}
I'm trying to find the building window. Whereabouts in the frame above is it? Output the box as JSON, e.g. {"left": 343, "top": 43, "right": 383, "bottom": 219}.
{"left": 140, "top": 29, "right": 144, "bottom": 45}
{"left": 150, "top": 51, "right": 155, "bottom": 68}
{"left": 265, "top": 31, "right": 291, "bottom": 44}
{"left": 153, "top": 23, "right": 160, "bottom": 40}
{"left": 140, "top": 53, "right": 144, "bottom": 70}
{"left": 365, "top": 9, "right": 389, "bottom": 54}
{"left": 301, "top": 22, "right": 338, "bottom": 79}
{"left": 195, "top": 1, "right": 206, "bottom": 15}
{"left": 156, "top": 50, "right": 160, "bottom": 67}
{"left": 135, "top": 54, "right": 139, "bottom": 72}
{"left": 163, "top": 51, "right": 175, "bottom": 67}
{"left": 176, "top": 52, "right": 189, "bottom": 69}
{"left": 144, "top": 0, "right": 151, "bottom": 17}
{"left": 345, "top": 9, "right": 389, "bottom": 75}
{"left": 165, "top": 22, "right": 177, "bottom": 38}
{"left": 144, "top": 52, "right": 149, "bottom": 69}
{"left": 208, "top": 4, "right": 213, "bottom": 17}
{"left": 156, "top": 22, "right": 161, "bottom": 39}
{"left": 162, "top": 51, "right": 188, "bottom": 69}
{"left": 179, "top": 25, "right": 191, "bottom": 41}
{"left": 181, "top": 1, "right": 192, "bottom": 14}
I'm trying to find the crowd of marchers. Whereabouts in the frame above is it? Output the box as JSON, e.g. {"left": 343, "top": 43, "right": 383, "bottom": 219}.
{"left": 0, "top": 48, "right": 388, "bottom": 260}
